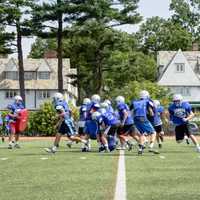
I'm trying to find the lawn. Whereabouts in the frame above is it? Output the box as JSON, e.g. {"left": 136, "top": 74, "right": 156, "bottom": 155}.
{"left": 0, "top": 138, "right": 200, "bottom": 200}
{"left": 0, "top": 139, "right": 118, "bottom": 200}
{"left": 126, "top": 139, "right": 200, "bottom": 200}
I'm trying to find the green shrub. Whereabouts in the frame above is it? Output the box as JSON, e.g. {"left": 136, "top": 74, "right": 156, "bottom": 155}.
{"left": 27, "top": 101, "right": 57, "bottom": 136}
{"left": 26, "top": 101, "right": 79, "bottom": 136}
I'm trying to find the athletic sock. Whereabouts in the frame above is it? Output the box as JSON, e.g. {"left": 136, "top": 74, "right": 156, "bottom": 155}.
{"left": 52, "top": 146, "right": 57, "bottom": 151}
{"left": 149, "top": 142, "right": 154, "bottom": 149}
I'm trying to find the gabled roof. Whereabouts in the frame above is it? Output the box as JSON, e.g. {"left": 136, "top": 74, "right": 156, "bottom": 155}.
{"left": 0, "top": 58, "right": 77, "bottom": 97}
{"left": 4, "top": 58, "right": 18, "bottom": 72}
{"left": 158, "top": 49, "right": 200, "bottom": 86}
{"left": 37, "top": 59, "right": 51, "bottom": 72}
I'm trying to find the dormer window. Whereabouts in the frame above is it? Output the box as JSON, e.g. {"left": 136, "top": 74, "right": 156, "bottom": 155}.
{"left": 38, "top": 72, "right": 50, "bottom": 80}
{"left": 176, "top": 63, "right": 185, "bottom": 72}
{"left": 24, "top": 72, "right": 36, "bottom": 80}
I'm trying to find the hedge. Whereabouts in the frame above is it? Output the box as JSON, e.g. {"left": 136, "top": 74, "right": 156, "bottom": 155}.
{"left": 0, "top": 101, "right": 79, "bottom": 136}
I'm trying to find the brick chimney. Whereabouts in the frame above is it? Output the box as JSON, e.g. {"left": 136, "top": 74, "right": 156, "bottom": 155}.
{"left": 44, "top": 50, "right": 57, "bottom": 58}
{"left": 192, "top": 43, "right": 199, "bottom": 51}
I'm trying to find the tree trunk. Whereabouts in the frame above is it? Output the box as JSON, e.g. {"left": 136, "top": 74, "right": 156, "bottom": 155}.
{"left": 95, "top": 52, "right": 103, "bottom": 95}
{"left": 16, "top": 21, "right": 25, "bottom": 105}
{"left": 76, "top": 63, "right": 82, "bottom": 105}
{"left": 57, "top": 0, "right": 63, "bottom": 93}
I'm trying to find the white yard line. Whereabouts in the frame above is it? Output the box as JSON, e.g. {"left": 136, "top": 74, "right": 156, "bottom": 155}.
{"left": 40, "top": 157, "right": 48, "bottom": 160}
{"left": 114, "top": 150, "right": 127, "bottom": 200}
{"left": 0, "top": 158, "right": 8, "bottom": 161}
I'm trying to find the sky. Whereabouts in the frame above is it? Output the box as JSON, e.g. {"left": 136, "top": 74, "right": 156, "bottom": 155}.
{"left": 10, "top": 0, "right": 172, "bottom": 58}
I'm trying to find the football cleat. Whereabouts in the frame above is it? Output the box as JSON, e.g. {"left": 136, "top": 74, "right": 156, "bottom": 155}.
{"left": 14, "top": 144, "right": 21, "bottom": 149}
{"left": 149, "top": 149, "right": 160, "bottom": 154}
{"left": 44, "top": 147, "right": 56, "bottom": 153}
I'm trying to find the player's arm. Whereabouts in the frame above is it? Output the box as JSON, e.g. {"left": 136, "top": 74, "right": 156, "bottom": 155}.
{"left": 121, "top": 110, "right": 128, "bottom": 126}
{"left": 184, "top": 111, "right": 194, "bottom": 122}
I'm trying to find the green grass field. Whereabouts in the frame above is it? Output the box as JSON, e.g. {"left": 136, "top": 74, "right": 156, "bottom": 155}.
{"left": 0, "top": 138, "right": 200, "bottom": 200}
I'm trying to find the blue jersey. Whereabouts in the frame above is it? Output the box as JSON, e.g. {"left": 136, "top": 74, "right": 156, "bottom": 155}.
{"left": 116, "top": 103, "right": 133, "bottom": 125}
{"left": 8, "top": 102, "right": 24, "bottom": 113}
{"left": 168, "top": 101, "right": 192, "bottom": 125}
{"left": 86, "top": 102, "right": 100, "bottom": 120}
{"left": 79, "top": 104, "right": 88, "bottom": 121}
{"left": 53, "top": 99, "right": 69, "bottom": 112}
{"left": 153, "top": 106, "right": 164, "bottom": 126}
{"left": 7, "top": 102, "right": 25, "bottom": 122}
{"left": 132, "top": 99, "right": 152, "bottom": 121}
{"left": 102, "top": 111, "right": 119, "bottom": 126}
{"left": 107, "top": 105, "right": 114, "bottom": 114}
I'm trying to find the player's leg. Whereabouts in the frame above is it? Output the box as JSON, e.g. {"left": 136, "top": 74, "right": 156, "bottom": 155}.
{"left": 185, "top": 124, "right": 200, "bottom": 152}
{"left": 8, "top": 123, "right": 16, "bottom": 149}
{"left": 14, "top": 133, "right": 21, "bottom": 148}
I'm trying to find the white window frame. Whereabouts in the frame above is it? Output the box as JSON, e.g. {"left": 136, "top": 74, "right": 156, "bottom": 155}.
{"left": 5, "top": 90, "right": 18, "bottom": 99}
{"left": 175, "top": 63, "right": 185, "bottom": 73}
{"left": 38, "top": 72, "right": 50, "bottom": 80}
{"left": 38, "top": 90, "right": 50, "bottom": 99}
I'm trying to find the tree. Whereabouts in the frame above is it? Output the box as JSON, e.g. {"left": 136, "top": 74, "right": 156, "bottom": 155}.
{"left": 136, "top": 16, "right": 193, "bottom": 55}
{"left": 108, "top": 80, "right": 171, "bottom": 107}
{"left": 0, "top": 0, "right": 33, "bottom": 104}
{"left": 31, "top": 0, "right": 142, "bottom": 95}
{"left": 170, "top": 0, "right": 200, "bottom": 39}
{"left": 31, "top": 0, "right": 87, "bottom": 93}
{"left": 72, "top": 0, "right": 142, "bottom": 94}
{"left": 28, "top": 37, "right": 57, "bottom": 59}
{"left": 0, "top": 25, "right": 14, "bottom": 55}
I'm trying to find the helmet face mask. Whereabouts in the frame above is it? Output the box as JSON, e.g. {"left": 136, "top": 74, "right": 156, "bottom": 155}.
{"left": 56, "top": 105, "right": 64, "bottom": 113}
{"left": 173, "top": 94, "right": 183, "bottom": 106}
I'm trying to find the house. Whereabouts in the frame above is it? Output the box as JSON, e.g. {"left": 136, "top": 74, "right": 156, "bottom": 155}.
{"left": 157, "top": 49, "right": 200, "bottom": 108}
{"left": 0, "top": 57, "right": 77, "bottom": 109}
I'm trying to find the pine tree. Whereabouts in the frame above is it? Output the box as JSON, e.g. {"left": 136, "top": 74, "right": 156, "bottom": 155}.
{"left": 0, "top": 0, "right": 33, "bottom": 104}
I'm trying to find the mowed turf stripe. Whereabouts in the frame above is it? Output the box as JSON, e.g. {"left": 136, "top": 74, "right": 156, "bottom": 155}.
{"left": 114, "top": 150, "right": 127, "bottom": 200}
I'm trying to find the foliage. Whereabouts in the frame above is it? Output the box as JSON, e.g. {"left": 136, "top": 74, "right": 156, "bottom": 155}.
{"left": 136, "top": 16, "right": 193, "bottom": 54}
{"left": 170, "top": 0, "right": 200, "bottom": 39}
{"left": 106, "top": 80, "right": 171, "bottom": 107}
{"left": 27, "top": 101, "right": 79, "bottom": 136}
{"left": 0, "top": 0, "right": 34, "bottom": 103}
{"left": 27, "top": 101, "right": 57, "bottom": 136}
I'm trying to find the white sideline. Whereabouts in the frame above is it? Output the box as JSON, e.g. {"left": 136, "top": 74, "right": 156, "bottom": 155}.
{"left": 114, "top": 150, "right": 127, "bottom": 200}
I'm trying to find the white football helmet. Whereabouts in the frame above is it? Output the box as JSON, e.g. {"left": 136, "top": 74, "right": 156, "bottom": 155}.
{"left": 140, "top": 90, "right": 150, "bottom": 99}
{"left": 173, "top": 94, "right": 183, "bottom": 101}
{"left": 14, "top": 95, "right": 23, "bottom": 101}
{"left": 153, "top": 100, "right": 160, "bottom": 107}
{"left": 54, "top": 92, "right": 64, "bottom": 101}
{"left": 101, "top": 102, "right": 109, "bottom": 109}
{"left": 115, "top": 96, "right": 125, "bottom": 104}
{"left": 104, "top": 99, "right": 112, "bottom": 105}
{"left": 91, "top": 94, "right": 101, "bottom": 103}
{"left": 83, "top": 98, "right": 91, "bottom": 105}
